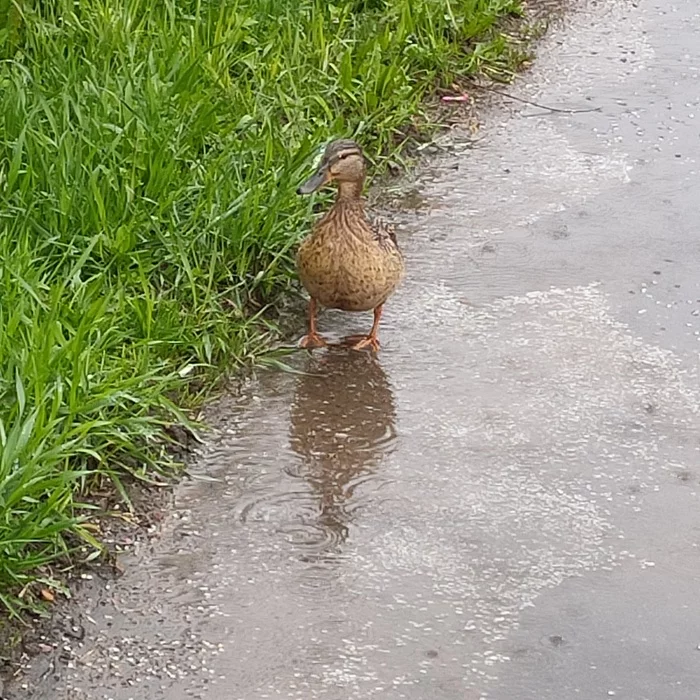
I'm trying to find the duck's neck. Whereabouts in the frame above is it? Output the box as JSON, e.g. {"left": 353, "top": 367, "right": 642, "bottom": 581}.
{"left": 335, "top": 179, "right": 364, "bottom": 203}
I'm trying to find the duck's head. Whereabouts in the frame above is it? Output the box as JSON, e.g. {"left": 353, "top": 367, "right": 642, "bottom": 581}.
{"left": 297, "top": 139, "right": 366, "bottom": 195}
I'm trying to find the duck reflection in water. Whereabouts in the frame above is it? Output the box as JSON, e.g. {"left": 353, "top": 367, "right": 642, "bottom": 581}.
{"left": 288, "top": 348, "right": 396, "bottom": 555}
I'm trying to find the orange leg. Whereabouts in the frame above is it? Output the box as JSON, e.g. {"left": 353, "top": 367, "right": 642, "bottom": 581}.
{"left": 299, "top": 298, "right": 327, "bottom": 349}
{"left": 351, "top": 305, "right": 383, "bottom": 353}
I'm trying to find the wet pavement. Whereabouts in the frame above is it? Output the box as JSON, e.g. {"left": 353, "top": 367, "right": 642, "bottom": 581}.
{"left": 13, "top": 0, "right": 700, "bottom": 698}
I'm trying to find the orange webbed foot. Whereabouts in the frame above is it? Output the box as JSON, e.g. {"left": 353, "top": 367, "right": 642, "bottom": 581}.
{"left": 298, "top": 333, "right": 328, "bottom": 350}
{"left": 350, "top": 335, "right": 381, "bottom": 353}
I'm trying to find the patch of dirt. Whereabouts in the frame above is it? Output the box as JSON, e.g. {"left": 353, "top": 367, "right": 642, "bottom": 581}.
{"left": 0, "top": 444, "right": 186, "bottom": 683}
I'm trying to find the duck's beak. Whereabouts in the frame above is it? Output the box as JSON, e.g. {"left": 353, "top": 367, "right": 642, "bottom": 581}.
{"left": 297, "top": 165, "right": 329, "bottom": 195}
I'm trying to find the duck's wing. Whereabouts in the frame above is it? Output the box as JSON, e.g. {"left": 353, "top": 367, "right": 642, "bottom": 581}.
{"left": 370, "top": 215, "right": 400, "bottom": 252}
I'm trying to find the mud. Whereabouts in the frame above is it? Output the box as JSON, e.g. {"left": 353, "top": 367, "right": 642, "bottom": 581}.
{"left": 7, "top": 0, "right": 700, "bottom": 698}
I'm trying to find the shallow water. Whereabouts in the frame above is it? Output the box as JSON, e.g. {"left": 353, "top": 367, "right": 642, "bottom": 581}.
{"left": 16, "top": 0, "right": 700, "bottom": 698}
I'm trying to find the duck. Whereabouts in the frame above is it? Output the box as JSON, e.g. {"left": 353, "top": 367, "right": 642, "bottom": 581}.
{"left": 295, "top": 139, "right": 405, "bottom": 352}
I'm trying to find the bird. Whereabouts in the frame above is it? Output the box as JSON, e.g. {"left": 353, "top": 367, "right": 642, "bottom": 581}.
{"left": 295, "top": 139, "right": 405, "bottom": 352}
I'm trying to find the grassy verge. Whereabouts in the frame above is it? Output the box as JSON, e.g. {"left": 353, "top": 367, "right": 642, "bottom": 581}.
{"left": 0, "top": 0, "right": 525, "bottom": 614}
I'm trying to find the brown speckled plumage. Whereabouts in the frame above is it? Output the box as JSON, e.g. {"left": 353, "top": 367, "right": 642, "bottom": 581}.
{"left": 297, "top": 198, "right": 404, "bottom": 312}
{"left": 295, "top": 140, "right": 404, "bottom": 351}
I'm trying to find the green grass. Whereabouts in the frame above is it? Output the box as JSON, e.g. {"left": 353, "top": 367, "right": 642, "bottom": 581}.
{"left": 0, "top": 0, "right": 522, "bottom": 613}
